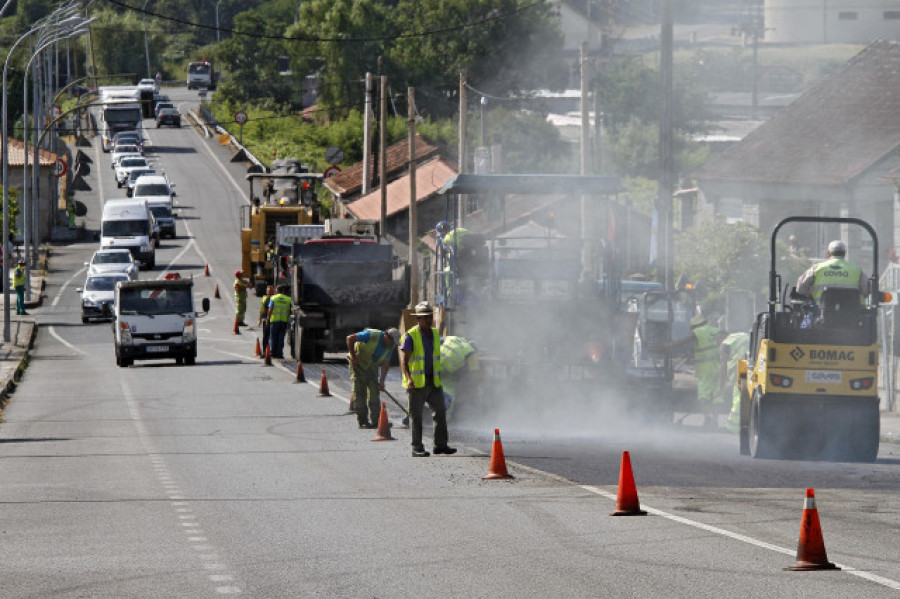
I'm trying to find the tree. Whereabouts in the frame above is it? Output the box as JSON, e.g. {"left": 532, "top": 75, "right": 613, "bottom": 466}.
{"left": 216, "top": 12, "right": 291, "bottom": 106}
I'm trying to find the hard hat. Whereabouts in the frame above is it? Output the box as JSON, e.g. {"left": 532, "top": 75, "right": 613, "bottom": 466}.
{"left": 827, "top": 239, "right": 846, "bottom": 257}
{"left": 17, "top": 259, "right": 25, "bottom": 265}
{"left": 690, "top": 315, "right": 707, "bottom": 328}
{"left": 234, "top": 270, "right": 243, "bottom": 277}
{"left": 412, "top": 301, "right": 433, "bottom": 316}
{"left": 385, "top": 328, "right": 401, "bottom": 345}
{"left": 436, "top": 221, "right": 452, "bottom": 234}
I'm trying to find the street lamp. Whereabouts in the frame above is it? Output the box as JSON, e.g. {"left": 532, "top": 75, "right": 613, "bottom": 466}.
{"left": 216, "top": 0, "right": 223, "bottom": 43}
{"left": 1, "top": 12, "right": 87, "bottom": 340}
{"left": 142, "top": 0, "right": 151, "bottom": 78}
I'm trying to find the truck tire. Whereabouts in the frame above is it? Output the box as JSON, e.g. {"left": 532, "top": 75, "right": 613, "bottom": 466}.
{"left": 749, "top": 391, "right": 774, "bottom": 459}
{"left": 254, "top": 280, "right": 266, "bottom": 297}
{"left": 185, "top": 354, "right": 196, "bottom": 366}
{"left": 738, "top": 379, "right": 751, "bottom": 456}
{"left": 299, "top": 327, "right": 317, "bottom": 364}
{"left": 847, "top": 403, "right": 879, "bottom": 462}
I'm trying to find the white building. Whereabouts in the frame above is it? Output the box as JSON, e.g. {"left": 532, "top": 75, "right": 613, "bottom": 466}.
{"left": 766, "top": 0, "right": 900, "bottom": 43}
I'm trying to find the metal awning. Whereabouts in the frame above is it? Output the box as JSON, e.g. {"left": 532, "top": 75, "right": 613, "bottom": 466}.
{"left": 438, "top": 174, "right": 624, "bottom": 196}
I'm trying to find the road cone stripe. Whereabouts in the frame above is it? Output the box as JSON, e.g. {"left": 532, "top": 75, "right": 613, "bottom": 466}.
{"left": 254, "top": 338, "right": 261, "bottom": 357}
{"left": 483, "top": 428, "right": 513, "bottom": 479}
{"left": 372, "top": 402, "right": 395, "bottom": 441}
{"left": 610, "top": 451, "right": 647, "bottom": 516}
{"left": 318, "top": 369, "right": 331, "bottom": 397}
{"left": 205, "top": 264, "right": 210, "bottom": 276}
{"left": 293, "top": 358, "right": 306, "bottom": 383}
{"left": 214, "top": 284, "right": 220, "bottom": 299}
{"left": 786, "top": 489, "right": 839, "bottom": 571}
{"left": 264, "top": 345, "right": 272, "bottom": 366}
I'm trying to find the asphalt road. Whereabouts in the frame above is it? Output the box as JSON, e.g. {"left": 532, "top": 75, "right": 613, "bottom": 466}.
{"left": 0, "top": 87, "right": 899, "bottom": 597}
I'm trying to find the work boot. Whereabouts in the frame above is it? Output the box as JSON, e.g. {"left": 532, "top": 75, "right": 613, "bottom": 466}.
{"left": 358, "top": 422, "right": 374, "bottom": 429}
{"left": 433, "top": 446, "right": 457, "bottom": 455}
{"left": 411, "top": 447, "right": 430, "bottom": 457}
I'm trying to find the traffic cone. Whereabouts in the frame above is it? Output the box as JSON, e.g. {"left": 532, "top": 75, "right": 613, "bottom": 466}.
{"left": 786, "top": 489, "right": 839, "bottom": 571}
{"left": 317, "top": 369, "right": 331, "bottom": 397}
{"left": 233, "top": 316, "right": 240, "bottom": 335}
{"left": 254, "top": 338, "right": 261, "bottom": 357}
{"left": 293, "top": 357, "right": 306, "bottom": 383}
{"left": 264, "top": 345, "right": 272, "bottom": 366}
{"left": 372, "top": 402, "right": 395, "bottom": 441}
{"left": 205, "top": 264, "right": 210, "bottom": 276}
{"left": 483, "top": 428, "right": 514, "bottom": 480}
{"left": 214, "top": 284, "right": 220, "bottom": 299}
{"left": 610, "top": 451, "right": 647, "bottom": 516}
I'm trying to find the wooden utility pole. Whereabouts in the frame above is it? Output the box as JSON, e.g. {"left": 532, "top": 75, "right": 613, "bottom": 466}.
{"left": 458, "top": 71, "right": 467, "bottom": 226}
{"left": 362, "top": 72, "right": 373, "bottom": 195}
{"left": 407, "top": 87, "right": 418, "bottom": 306}
{"left": 379, "top": 75, "right": 388, "bottom": 239}
{"left": 658, "top": 0, "right": 675, "bottom": 291}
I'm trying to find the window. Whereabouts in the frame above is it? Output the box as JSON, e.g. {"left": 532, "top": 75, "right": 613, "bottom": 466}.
{"left": 838, "top": 11, "right": 858, "bottom": 20}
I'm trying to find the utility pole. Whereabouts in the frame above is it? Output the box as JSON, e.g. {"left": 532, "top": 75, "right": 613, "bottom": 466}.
{"left": 580, "top": 42, "right": 592, "bottom": 276}
{"left": 379, "top": 74, "right": 387, "bottom": 240}
{"left": 751, "top": 16, "right": 760, "bottom": 120}
{"left": 407, "top": 87, "right": 418, "bottom": 306}
{"left": 658, "top": 0, "right": 675, "bottom": 292}
{"left": 362, "top": 72, "right": 373, "bottom": 195}
{"left": 458, "top": 70, "right": 467, "bottom": 227}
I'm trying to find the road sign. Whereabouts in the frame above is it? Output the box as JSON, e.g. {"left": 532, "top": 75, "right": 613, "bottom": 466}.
{"left": 323, "top": 165, "right": 342, "bottom": 179}
{"left": 234, "top": 110, "right": 248, "bottom": 125}
{"left": 52, "top": 105, "right": 62, "bottom": 120}
{"left": 325, "top": 146, "right": 344, "bottom": 165}
{"left": 53, "top": 158, "right": 67, "bottom": 178}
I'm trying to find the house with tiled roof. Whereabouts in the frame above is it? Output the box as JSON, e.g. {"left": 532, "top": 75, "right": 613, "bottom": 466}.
{"left": 1, "top": 138, "right": 61, "bottom": 241}
{"left": 693, "top": 40, "right": 900, "bottom": 260}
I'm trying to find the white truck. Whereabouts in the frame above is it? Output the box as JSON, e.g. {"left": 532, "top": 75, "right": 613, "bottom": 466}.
{"left": 101, "top": 199, "right": 157, "bottom": 268}
{"left": 98, "top": 86, "right": 143, "bottom": 152}
{"left": 113, "top": 276, "right": 210, "bottom": 367}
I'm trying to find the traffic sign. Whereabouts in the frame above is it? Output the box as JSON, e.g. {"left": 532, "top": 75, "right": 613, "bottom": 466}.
{"left": 323, "top": 165, "right": 342, "bottom": 179}
{"left": 234, "top": 110, "right": 248, "bottom": 125}
{"left": 53, "top": 158, "right": 67, "bottom": 178}
{"left": 325, "top": 145, "right": 344, "bottom": 165}
{"left": 52, "top": 105, "right": 62, "bottom": 120}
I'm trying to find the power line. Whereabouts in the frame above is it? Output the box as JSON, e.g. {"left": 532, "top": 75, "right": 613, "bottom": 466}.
{"left": 104, "top": 0, "right": 543, "bottom": 44}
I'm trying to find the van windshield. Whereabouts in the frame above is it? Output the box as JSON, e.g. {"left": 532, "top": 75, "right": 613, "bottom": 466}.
{"left": 103, "top": 219, "right": 148, "bottom": 237}
{"left": 119, "top": 287, "right": 193, "bottom": 314}
{"left": 134, "top": 184, "right": 170, "bottom": 197}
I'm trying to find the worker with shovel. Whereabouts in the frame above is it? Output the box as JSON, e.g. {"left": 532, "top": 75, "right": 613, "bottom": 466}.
{"left": 347, "top": 328, "right": 402, "bottom": 429}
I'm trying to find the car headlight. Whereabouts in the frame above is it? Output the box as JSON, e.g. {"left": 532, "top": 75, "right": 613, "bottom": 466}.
{"left": 82, "top": 297, "right": 96, "bottom": 307}
{"left": 119, "top": 321, "right": 133, "bottom": 343}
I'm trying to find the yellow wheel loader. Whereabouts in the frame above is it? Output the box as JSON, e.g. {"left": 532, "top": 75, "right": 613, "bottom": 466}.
{"left": 738, "top": 216, "right": 887, "bottom": 461}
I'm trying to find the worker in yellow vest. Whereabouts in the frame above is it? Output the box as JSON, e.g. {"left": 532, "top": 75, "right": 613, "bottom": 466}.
{"left": 347, "top": 327, "right": 401, "bottom": 429}
{"left": 721, "top": 330, "right": 750, "bottom": 433}
{"left": 400, "top": 302, "right": 456, "bottom": 457}
{"left": 796, "top": 239, "right": 865, "bottom": 305}
{"left": 257, "top": 285, "right": 275, "bottom": 358}
{"left": 439, "top": 335, "right": 479, "bottom": 420}
{"left": 13, "top": 259, "right": 27, "bottom": 315}
{"left": 266, "top": 284, "right": 292, "bottom": 359}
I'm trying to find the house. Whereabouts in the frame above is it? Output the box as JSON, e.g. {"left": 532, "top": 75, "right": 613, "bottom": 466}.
{"left": 693, "top": 40, "right": 900, "bottom": 262}
{"left": 2, "top": 138, "right": 61, "bottom": 242}
{"left": 765, "top": 0, "right": 900, "bottom": 44}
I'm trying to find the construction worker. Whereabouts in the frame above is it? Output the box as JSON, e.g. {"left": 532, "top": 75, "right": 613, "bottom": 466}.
{"left": 437, "top": 221, "right": 471, "bottom": 255}
{"left": 721, "top": 329, "right": 750, "bottom": 433}
{"left": 258, "top": 284, "right": 275, "bottom": 358}
{"left": 796, "top": 239, "right": 866, "bottom": 305}
{"left": 400, "top": 301, "right": 456, "bottom": 457}
{"left": 439, "top": 335, "right": 479, "bottom": 420}
{"left": 233, "top": 270, "right": 249, "bottom": 326}
{"left": 13, "top": 259, "right": 27, "bottom": 315}
{"left": 347, "top": 328, "right": 401, "bottom": 429}
{"left": 266, "top": 284, "right": 291, "bottom": 359}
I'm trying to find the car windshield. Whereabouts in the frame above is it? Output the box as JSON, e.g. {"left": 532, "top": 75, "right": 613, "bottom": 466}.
{"left": 119, "top": 158, "right": 147, "bottom": 168}
{"left": 134, "top": 184, "right": 170, "bottom": 196}
{"left": 93, "top": 252, "right": 131, "bottom": 265}
{"left": 119, "top": 287, "right": 193, "bottom": 314}
{"left": 114, "top": 145, "right": 138, "bottom": 154}
{"left": 129, "top": 170, "right": 155, "bottom": 182}
{"left": 148, "top": 205, "right": 172, "bottom": 219}
{"left": 103, "top": 219, "right": 148, "bottom": 236}
{"left": 160, "top": 109, "right": 178, "bottom": 115}
{"left": 85, "top": 275, "right": 127, "bottom": 291}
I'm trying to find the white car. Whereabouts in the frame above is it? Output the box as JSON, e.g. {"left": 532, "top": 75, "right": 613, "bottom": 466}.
{"left": 86, "top": 248, "right": 138, "bottom": 280}
{"left": 78, "top": 272, "right": 130, "bottom": 323}
{"left": 125, "top": 168, "right": 157, "bottom": 197}
{"left": 110, "top": 144, "right": 142, "bottom": 168}
{"left": 132, "top": 174, "right": 176, "bottom": 209}
{"left": 137, "top": 78, "right": 159, "bottom": 94}
{"left": 115, "top": 156, "right": 151, "bottom": 187}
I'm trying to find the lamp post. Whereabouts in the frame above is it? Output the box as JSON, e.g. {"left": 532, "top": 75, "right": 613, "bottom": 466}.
{"left": 216, "top": 0, "right": 223, "bottom": 43}
{"left": 1, "top": 12, "right": 84, "bottom": 340}
{"left": 142, "top": 0, "right": 151, "bottom": 78}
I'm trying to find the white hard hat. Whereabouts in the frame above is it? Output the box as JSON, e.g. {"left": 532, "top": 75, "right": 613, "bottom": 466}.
{"left": 827, "top": 240, "right": 846, "bottom": 257}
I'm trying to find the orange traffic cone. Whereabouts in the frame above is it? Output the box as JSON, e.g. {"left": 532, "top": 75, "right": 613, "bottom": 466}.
{"left": 483, "top": 428, "right": 514, "bottom": 480}
{"left": 233, "top": 316, "right": 240, "bottom": 335}
{"left": 372, "top": 402, "right": 395, "bottom": 441}
{"left": 293, "top": 357, "right": 306, "bottom": 383}
{"left": 264, "top": 345, "right": 272, "bottom": 366}
{"left": 254, "top": 338, "right": 261, "bottom": 357}
{"left": 205, "top": 264, "right": 210, "bottom": 276}
{"left": 214, "top": 284, "right": 220, "bottom": 299}
{"left": 610, "top": 451, "right": 647, "bottom": 516}
{"left": 318, "top": 369, "right": 331, "bottom": 397}
{"left": 786, "top": 489, "right": 839, "bottom": 571}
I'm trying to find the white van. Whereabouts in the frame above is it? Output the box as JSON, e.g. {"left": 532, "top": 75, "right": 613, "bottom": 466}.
{"left": 101, "top": 199, "right": 156, "bottom": 268}
{"left": 131, "top": 174, "right": 176, "bottom": 211}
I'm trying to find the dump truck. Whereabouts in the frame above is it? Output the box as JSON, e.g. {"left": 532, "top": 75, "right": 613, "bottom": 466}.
{"left": 739, "top": 216, "right": 886, "bottom": 461}
{"left": 241, "top": 159, "right": 324, "bottom": 296}
{"left": 287, "top": 218, "right": 409, "bottom": 363}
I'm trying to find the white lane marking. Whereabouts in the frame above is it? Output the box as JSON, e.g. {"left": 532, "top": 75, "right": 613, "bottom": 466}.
{"left": 579, "top": 484, "right": 900, "bottom": 591}
{"left": 52, "top": 266, "right": 87, "bottom": 307}
{"left": 48, "top": 266, "right": 90, "bottom": 354}
{"left": 48, "top": 327, "right": 87, "bottom": 355}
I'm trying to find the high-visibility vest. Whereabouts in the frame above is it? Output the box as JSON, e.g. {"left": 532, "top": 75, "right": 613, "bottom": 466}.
{"left": 13, "top": 266, "right": 24, "bottom": 288}
{"left": 811, "top": 257, "right": 862, "bottom": 303}
{"left": 693, "top": 324, "right": 720, "bottom": 370}
{"left": 721, "top": 332, "right": 749, "bottom": 383}
{"left": 442, "top": 228, "right": 470, "bottom": 252}
{"left": 259, "top": 294, "right": 271, "bottom": 320}
{"left": 269, "top": 294, "right": 291, "bottom": 322}
{"left": 440, "top": 336, "right": 475, "bottom": 374}
{"left": 402, "top": 326, "right": 441, "bottom": 388}
{"left": 351, "top": 329, "right": 392, "bottom": 369}
{"left": 234, "top": 277, "right": 247, "bottom": 297}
